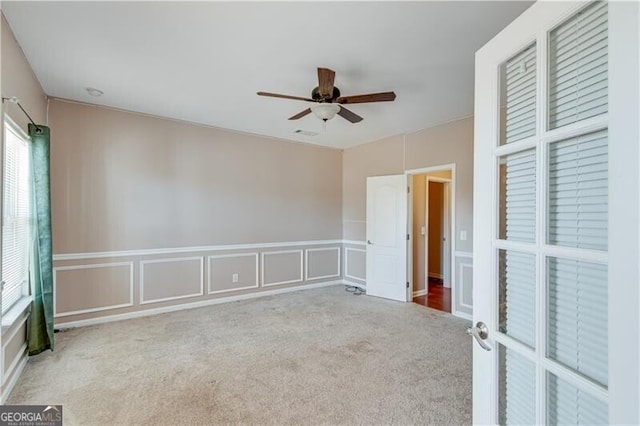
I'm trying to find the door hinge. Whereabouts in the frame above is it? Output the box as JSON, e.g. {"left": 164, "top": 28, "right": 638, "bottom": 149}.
{"left": 408, "top": 186, "right": 410, "bottom": 193}
{"left": 406, "top": 282, "right": 410, "bottom": 289}
{"left": 407, "top": 234, "right": 410, "bottom": 241}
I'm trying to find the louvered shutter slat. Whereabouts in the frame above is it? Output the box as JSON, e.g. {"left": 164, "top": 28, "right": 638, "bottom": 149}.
{"left": 549, "top": 1, "right": 608, "bottom": 129}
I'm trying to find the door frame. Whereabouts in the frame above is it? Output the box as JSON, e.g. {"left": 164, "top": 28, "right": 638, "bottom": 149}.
{"left": 406, "top": 163, "right": 456, "bottom": 314}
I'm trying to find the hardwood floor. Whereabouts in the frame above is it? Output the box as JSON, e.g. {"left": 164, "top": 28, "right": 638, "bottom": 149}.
{"left": 413, "top": 278, "right": 451, "bottom": 313}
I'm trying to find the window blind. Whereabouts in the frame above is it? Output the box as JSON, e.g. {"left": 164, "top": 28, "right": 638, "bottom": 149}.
{"left": 547, "top": 373, "right": 608, "bottom": 425}
{"left": 499, "top": 250, "right": 535, "bottom": 348}
{"left": 548, "top": 130, "right": 608, "bottom": 251}
{"left": 549, "top": 1, "right": 608, "bottom": 129}
{"left": 548, "top": 258, "right": 608, "bottom": 387}
{"left": 503, "top": 149, "right": 536, "bottom": 243}
{"left": 2, "top": 125, "right": 31, "bottom": 314}
{"left": 499, "top": 345, "right": 536, "bottom": 425}
{"left": 505, "top": 44, "right": 537, "bottom": 144}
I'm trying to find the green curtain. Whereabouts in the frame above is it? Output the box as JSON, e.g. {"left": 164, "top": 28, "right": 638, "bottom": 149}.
{"left": 27, "top": 124, "right": 54, "bottom": 355}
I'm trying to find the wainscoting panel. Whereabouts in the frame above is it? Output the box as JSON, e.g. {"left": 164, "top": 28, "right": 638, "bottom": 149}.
{"left": 305, "top": 247, "right": 340, "bottom": 281}
{"left": 454, "top": 252, "right": 473, "bottom": 318}
{"left": 1, "top": 314, "right": 27, "bottom": 386}
{"left": 140, "top": 257, "right": 204, "bottom": 304}
{"left": 208, "top": 253, "right": 259, "bottom": 294}
{"left": 344, "top": 247, "right": 366, "bottom": 282}
{"left": 262, "top": 250, "right": 303, "bottom": 287}
{"left": 54, "top": 262, "right": 134, "bottom": 317}
{"left": 52, "top": 240, "right": 342, "bottom": 326}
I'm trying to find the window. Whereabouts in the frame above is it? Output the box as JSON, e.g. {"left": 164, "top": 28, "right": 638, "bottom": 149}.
{"left": 2, "top": 118, "right": 32, "bottom": 314}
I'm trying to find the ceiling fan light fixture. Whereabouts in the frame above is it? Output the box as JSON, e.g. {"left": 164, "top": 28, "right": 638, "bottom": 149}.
{"left": 310, "top": 103, "right": 340, "bottom": 121}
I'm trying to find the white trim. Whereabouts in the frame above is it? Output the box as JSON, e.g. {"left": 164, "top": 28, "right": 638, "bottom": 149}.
{"left": 454, "top": 251, "right": 473, "bottom": 259}
{"left": 207, "top": 253, "right": 259, "bottom": 295}
{"left": 1, "top": 296, "right": 32, "bottom": 329}
{"left": 428, "top": 273, "right": 443, "bottom": 280}
{"left": 53, "top": 239, "right": 344, "bottom": 261}
{"left": 140, "top": 257, "right": 204, "bottom": 305}
{"left": 413, "top": 289, "right": 428, "bottom": 297}
{"left": 53, "top": 262, "right": 134, "bottom": 317}
{"left": 453, "top": 310, "right": 473, "bottom": 321}
{"left": 343, "top": 240, "right": 366, "bottom": 246}
{"left": 406, "top": 164, "right": 457, "bottom": 313}
{"left": 405, "top": 163, "right": 457, "bottom": 176}
{"left": 1, "top": 315, "right": 28, "bottom": 385}
{"left": 305, "top": 247, "right": 341, "bottom": 281}
{"left": 0, "top": 354, "right": 28, "bottom": 404}
{"left": 3, "top": 114, "right": 30, "bottom": 141}
{"left": 55, "top": 280, "right": 344, "bottom": 329}
{"left": 261, "top": 250, "right": 304, "bottom": 287}
{"left": 344, "top": 247, "right": 366, "bottom": 281}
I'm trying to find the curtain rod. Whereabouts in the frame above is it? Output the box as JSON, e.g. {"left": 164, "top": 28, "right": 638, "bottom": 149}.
{"left": 2, "top": 96, "right": 43, "bottom": 134}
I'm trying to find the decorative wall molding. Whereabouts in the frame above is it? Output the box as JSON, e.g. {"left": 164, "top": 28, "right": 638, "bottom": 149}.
{"left": 344, "top": 247, "right": 366, "bottom": 282}
{"left": 140, "top": 257, "right": 204, "bottom": 305}
{"left": 454, "top": 250, "right": 473, "bottom": 259}
{"left": 53, "top": 262, "right": 134, "bottom": 317}
{"left": 261, "top": 250, "right": 304, "bottom": 287}
{"left": 207, "top": 253, "right": 259, "bottom": 295}
{"left": 305, "top": 247, "right": 341, "bottom": 281}
{"left": 53, "top": 239, "right": 344, "bottom": 261}
{"left": 0, "top": 353, "right": 28, "bottom": 405}
{"left": 56, "top": 280, "right": 345, "bottom": 329}
{"left": 1, "top": 315, "right": 28, "bottom": 385}
{"left": 458, "top": 261, "right": 473, "bottom": 311}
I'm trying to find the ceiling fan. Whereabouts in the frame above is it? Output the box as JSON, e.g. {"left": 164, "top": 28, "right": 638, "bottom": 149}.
{"left": 257, "top": 67, "right": 396, "bottom": 124}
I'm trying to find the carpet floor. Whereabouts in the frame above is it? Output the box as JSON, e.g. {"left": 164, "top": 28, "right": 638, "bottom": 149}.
{"left": 7, "top": 285, "right": 472, "bottom": 425}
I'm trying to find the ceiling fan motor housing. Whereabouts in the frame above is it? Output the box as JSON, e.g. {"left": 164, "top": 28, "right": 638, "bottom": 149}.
{"left": 312, "top": 86, "right": 341, "bottom": 102}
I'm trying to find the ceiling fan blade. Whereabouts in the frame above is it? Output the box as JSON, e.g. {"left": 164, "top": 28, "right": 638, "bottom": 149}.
{"left": 257, "top": 92, "right": 314, "bottom": 102}
{"left": 288, "top": 108, "right": 312, "bottom": 120}
{"left": 337, "top": 106, "right": 363, "bottom": 123}
{"left": 336, "top": 91, "right": 396, "bottom": 104}
{"left": 317, "top": 68, "right": 336, "bottom": 98}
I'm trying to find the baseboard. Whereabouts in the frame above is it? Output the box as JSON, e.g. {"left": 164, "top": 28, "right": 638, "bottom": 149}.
{"left": 412, "top": 289, "right": 427, "bottom": 297}
{"left": 428, "top": 273, "right": 443, "bottom": 280}
{"left": 453, "top": 310, "right": 472, "bottom": 321}
{"left": 343, "top": 279, "right": 365, "bottom": 290}
{"left": 56, "top": 280, "right": 344, "bottom": 329}
{"left": 1, "top": 354, "right": 28, "bottom": 404}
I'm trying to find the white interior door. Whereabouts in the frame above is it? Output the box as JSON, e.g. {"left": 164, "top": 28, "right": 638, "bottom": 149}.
{"left": 473, "top": 1, "right": 639, "bottom": 424}
{"left": 366, "top": 174, "right": 408, "bottom": 302}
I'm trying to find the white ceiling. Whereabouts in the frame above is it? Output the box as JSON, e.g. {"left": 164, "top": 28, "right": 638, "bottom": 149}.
{"left": 2, "top": 1, "right": 532, "bottom": 149}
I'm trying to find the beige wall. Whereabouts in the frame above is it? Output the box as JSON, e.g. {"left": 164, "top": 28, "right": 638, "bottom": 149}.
{"left": 343, "top": 117, "right": 474, "bottom": 317}
{"left": 48, "top": 100, "right": 344, "bottom": 325}
{"left": 49, "top": 100, "right": 343, "bottom": 254}
{"left": 0, "top": 13, "right": 48, "bottom": 402}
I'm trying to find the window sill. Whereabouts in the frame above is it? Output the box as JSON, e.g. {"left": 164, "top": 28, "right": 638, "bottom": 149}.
{"left": 1, "top": 296, "right": 32, "bottom": 330}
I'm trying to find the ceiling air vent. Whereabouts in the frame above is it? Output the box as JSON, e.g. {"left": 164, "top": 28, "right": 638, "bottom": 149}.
{"left": 294, "top": 130, "right": 319, "bottom": 137}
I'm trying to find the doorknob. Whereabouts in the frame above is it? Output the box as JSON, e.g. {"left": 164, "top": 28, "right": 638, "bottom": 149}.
{"left": 467, "top": 321, "right": 491, "bottom": 351}
{"left": 367, "top": 240, "right": 373, "bottom": 245}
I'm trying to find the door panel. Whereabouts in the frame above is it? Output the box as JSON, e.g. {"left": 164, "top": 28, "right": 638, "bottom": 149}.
{"left": 366, "top": 175, "right": 408, "bottom": 302}
{"left": 472, "top": 1, "right": 640, "bottom": 424}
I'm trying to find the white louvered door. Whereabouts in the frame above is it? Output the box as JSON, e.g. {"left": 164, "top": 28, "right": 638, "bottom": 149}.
{"left": 473, "top": 1, "right": 640, "bottom": 424}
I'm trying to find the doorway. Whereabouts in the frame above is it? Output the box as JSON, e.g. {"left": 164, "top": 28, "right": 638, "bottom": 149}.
{"left": 409, "top": 167, "right": 453, "bottom": 313}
